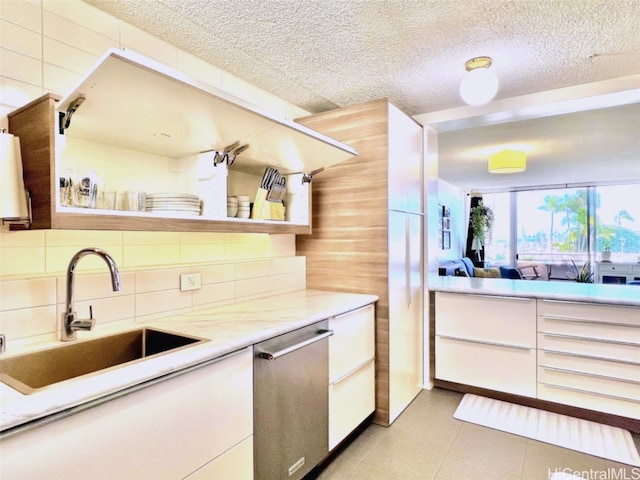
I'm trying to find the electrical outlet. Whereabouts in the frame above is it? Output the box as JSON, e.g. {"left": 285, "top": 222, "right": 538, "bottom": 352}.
{"left": 180, "top": 273, "right": 202, "bottom": 292}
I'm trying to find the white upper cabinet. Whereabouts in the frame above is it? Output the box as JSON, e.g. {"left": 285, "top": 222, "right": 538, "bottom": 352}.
{"left": 58, "top": 49, "right": 357, "bottom": 176}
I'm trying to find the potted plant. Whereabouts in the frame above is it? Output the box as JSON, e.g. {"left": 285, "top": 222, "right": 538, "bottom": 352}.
{"left": 600, "top": 240, "right": 612, "bottom": 262}
{"left": 566, "top": 260, "right": 594, "bottom": 283}
{"left": 469, "top": 203, "right": 494, "bottom": 259}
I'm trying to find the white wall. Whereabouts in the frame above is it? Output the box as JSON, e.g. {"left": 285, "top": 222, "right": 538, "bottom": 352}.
{"left": 437, "top": 179, "right": 466, "bottom": 260}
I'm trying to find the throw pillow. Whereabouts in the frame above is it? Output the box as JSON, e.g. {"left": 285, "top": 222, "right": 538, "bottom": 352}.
{"left": 473, "top": 267, "right": 501, "bottom": 278}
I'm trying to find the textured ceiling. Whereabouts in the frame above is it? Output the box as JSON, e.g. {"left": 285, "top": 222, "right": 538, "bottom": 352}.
{"left": 82, "top": 0, "right": 640, "bottom": 190}
{"left": 82, "top": 0, "right": 640, "bottom": 116}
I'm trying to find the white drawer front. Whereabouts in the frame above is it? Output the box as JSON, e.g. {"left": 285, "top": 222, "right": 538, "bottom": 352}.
{"left": 538, "top": 383, "right": 640, "bottom": 420}
{"left": 185, "top": 436, "right": 253, "bottom": 480}
{"left": 329, "top": 360, "right": 375, "bottom": 450}
{"left": 538, "top": 350, "right": 640, "bottom": 383}
{"left": 435, "top": 336, "right": 536, "bottom": 397}
{"left": 538, "top": 300, "right": 640, "bottom": 326}
{"left": 436, "top": 292, "right": 536, "bottom": 347}
{"left": 538, "top": 332, "right": 640, "bottom": 363}
{"left": 598, "top": 264, "right": 631, "bottom": 274}
{"left": 538, "top": 316, "right": 640, "bottom": 345}
{"left": 329, "top": 304, "right": 375, "bottom": 382}
{"left": 538, "top": 366, "right": 640, "bottom": 402}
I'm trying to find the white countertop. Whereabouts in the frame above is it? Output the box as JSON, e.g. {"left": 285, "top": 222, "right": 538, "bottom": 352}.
{"left": 429, "top": 275, "right": 640, "bottom": 307}
{"left": 0, "top": 289, "right": 378, "bottom": 435}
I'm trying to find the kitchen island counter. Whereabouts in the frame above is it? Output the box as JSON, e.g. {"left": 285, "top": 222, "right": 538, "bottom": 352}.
{"left": 0, "top": 289, "right": 378, "bottom": 434}
{"left": 429, "top": 275, "right": 640, "bottom": 307}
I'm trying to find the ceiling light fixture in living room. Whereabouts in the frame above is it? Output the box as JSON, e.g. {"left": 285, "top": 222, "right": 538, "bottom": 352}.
{"left": 459, "top": 56, "right": 499, "bottom": 105}
{"left": 488, "top": 149, "right": 527, "bottom": 173}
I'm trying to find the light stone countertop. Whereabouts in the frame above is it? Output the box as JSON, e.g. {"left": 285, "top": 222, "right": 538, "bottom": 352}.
{"left": 428, "top": 275, "right": 640, "bottom": 307}
{"left": 0, "top": 289, "right": 378, "bottom": 435}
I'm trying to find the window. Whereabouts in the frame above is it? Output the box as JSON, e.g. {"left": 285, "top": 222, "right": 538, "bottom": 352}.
{"left": 516, "top": 187, "right": 592, "bottom": 280}
{"left": 482, "top": 192, "right": 512, "bottom": 266}
{"left": 595, "top": 184, "right": 640, "bottom": 262}
{"left": 477, "top": 183, "right": 640, "bottom": 281}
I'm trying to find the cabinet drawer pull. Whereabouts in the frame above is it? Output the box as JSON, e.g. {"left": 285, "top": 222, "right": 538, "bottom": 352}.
{"left": 460, "top": 293, "right": 532, "bottom": 302}
{"left": 257, "top": 330, "right": 334, "bottom": 361}
{"left": 541, "top": 365, "right": 640, "bottom": 385}
{"left": 331, "top": 356, "right": 374, "bottom": 385}
{"left": 541, "top": 349, "right": 640, "bottom": 366}
{"left": 333, "top": 304, "right": 373, "bottom": 320}
{"left": 540, "top": 382, "right": 640, "bottom": 404}
{"left": 540, "top": 315, "right": 639, "bottom": 329}
{"left": 541, "top": 332, "right": 639, "bottom": 347}
{"left": 541, "top": 299, "right": 587, "bottom": 306}
{"left": 438, "top": 334, "right": 532, "bottom": 351}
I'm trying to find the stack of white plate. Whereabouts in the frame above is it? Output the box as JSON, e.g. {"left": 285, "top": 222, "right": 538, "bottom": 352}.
{"left": 145, "top": 193, "right": 201, "bottom": 216}
{"left": 236, "top": 195, "right": 251, "bottom": 218}
{"left": 227, "top": 196, "right": 238, "bottom": 217}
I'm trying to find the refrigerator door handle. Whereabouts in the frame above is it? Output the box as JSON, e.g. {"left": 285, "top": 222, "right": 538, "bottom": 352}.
{"left": 405, "top": 215, "right": 411, "bottom": 308}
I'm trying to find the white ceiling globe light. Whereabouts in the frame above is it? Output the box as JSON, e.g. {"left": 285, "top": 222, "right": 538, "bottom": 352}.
{"left": 459, "top": 56, "right": 499, "bottom": 106}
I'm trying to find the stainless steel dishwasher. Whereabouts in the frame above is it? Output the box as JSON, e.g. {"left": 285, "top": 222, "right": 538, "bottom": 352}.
{"left": 254, "top": 320, "right": 333, "bottom": 480}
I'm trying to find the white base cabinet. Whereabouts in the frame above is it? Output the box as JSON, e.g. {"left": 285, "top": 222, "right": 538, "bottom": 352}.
{"left": 435, "top": 292, "right": 640, "bottom": 420}
{"left": 328, "top": 304, "right": 375, "bottom": 450}
{"left": 186, "top": 436, "right": 253, "bottom": 480}
{"left": 0, "top": 347, "right": 253, "bottom": 480}
{"left": 435, "top": 292, "right": 537, "bottom": 397}
{"left": 537, "top": 300, "right": 640, "bottom": 420}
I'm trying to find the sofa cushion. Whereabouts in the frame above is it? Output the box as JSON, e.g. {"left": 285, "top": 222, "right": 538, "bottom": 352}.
{"left": 460, "top": 257, "right": 476, "bottom": 277}
{"left": 473, "top": 267, "right": 501, "bottom": 278}
{"left": 500, "top": 266, "right": 524, "bottom": 279}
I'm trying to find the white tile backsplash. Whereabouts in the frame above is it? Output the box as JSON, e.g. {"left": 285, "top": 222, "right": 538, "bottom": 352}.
{"left": 43, "top": 0, "right": 119, "bottom": 41}
{"left": 0, "top": 305, "right": 56, "bottom": 342}
{"left": 43, "top": 37, "right": 98, "bottom": 74}
{"left": 0, "top": 75, "right": 42, "bottom": 108}
{"left": 134, "top": 267, "right": 189, "bottom": 294}
{"left": 0, "top": 0, "right": 42, "bottom": 33}
{"left": 42, "top": 62, "right": 81, "bottom": 94}
{"left": 0, "top": 277, "right": 56, "bottom": 310}
{"left": 0, "top": 47, "right": 42, "bottom": 85}
{"left": 1, "top": 19, "right": 42, "bottom": 59}
{"left": 0, "top": 256, "right": 305, "bottom": 346}
{"left": 0, "top": 245, "right": 46, "bottom": 276}
{"left": 42, "top": 10, "right": 116, "bottom": 57}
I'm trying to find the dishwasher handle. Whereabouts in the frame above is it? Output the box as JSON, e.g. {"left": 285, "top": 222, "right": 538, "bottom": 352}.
{"left": 257, "top": 329, "right": 334, "bottom": 361}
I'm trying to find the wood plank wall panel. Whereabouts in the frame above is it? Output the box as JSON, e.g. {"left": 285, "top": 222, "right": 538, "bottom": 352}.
{"left": 296, "top": 99, "right": 394, "bottom": 425}
{"left": 8, "top": 94, "right": 59, "bottom": 230}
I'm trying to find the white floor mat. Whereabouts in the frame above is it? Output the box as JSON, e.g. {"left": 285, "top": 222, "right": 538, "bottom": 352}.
{"left": 453, "top": 394, "right": 640, "bottom": 467}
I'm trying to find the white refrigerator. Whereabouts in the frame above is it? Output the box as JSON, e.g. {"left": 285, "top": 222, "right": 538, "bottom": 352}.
{"left": 386, "top": 103, "right": 424, "bottom": 423}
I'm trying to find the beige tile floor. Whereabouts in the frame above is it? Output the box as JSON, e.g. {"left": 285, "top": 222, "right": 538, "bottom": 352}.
{"left": 312, "top": 388, "right": 640, "bottom": 480}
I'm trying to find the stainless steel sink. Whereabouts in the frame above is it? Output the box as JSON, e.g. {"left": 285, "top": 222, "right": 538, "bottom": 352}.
{"left": 0, "top": 328, "right": 208, "bottom": 395}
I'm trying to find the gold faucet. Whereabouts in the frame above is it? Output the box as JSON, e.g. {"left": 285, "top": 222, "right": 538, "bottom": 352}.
{"left": 61, "top": 248, "right": 121, "bottom": 342}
